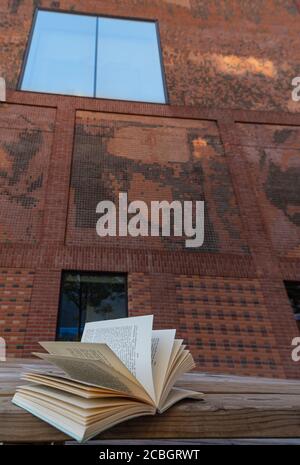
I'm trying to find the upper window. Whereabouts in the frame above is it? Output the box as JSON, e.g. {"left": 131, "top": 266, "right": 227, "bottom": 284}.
{"left": 57, "top": 271, "right": 127, "bottom": 341}
{"left": 20, "top": 10, "right": 167, "bottom": 103}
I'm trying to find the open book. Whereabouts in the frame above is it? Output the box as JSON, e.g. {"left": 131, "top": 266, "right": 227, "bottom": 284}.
{"left": 12, "top": 315, "right": 203, "bottom": 442}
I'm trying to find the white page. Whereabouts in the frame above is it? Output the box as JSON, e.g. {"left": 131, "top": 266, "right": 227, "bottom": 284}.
{"left": 158, "top": 387, "right": 204, "bottom": 413}
{"left": 39, "top": 341, "right": 139, "bottom": 385}
{"left": 151, "top": 329, "right": 176, "bottom": 403}
{"left": 165, "top": 339, "right": 184, "bottom": 379}
{"left": 33, "top": 352, "right": 141, "bottom": 397}
{"left": 81, "top": 315, "right": 155, "bottom": 402}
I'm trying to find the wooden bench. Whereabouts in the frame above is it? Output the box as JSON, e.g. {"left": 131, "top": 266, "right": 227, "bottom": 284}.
{"left": 1, "top": 359, "right": 300, "bottom": 444}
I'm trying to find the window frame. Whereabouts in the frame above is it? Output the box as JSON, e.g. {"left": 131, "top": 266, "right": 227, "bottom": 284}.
{"left": 56, "top": 270, "right": 128, "bottom": 341}
{"left": 18, "top": 8, "right": 169, "bottom": 104}
{"left": 284, "top": 280, "right": 300, "bottom": 322}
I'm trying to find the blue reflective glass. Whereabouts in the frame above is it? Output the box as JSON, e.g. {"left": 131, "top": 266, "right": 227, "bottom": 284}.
{"left": 21, "top": 11, "right": 166, "bottom": 103}
{"left": 21, "top": 11, "right": 96, "bottom": 97}
{"left": 96, "top": 18, "right": 166, "bottom": 103}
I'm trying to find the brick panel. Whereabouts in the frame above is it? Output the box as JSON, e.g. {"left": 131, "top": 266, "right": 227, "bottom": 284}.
{"left": 0, "top": 104, "right": 56, "bottom": 243}
{"left": 128, "top": 273, "right": 286, "bottom": 378}
{"left": 66, "top": 111, "right": 248, "bottom": 254}
{"left": 174, "top": 275, "right": 286, "bottom": 378}
{"left": 237, "top": 123, "right": 300, "bottom": 258}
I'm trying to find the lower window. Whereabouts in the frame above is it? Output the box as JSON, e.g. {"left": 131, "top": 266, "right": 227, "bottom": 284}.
{"left": 56, "top": 271, "right": 127, "bottom": 341}
{"left": 284, "top": 280, "right": 300, "bottom": 331}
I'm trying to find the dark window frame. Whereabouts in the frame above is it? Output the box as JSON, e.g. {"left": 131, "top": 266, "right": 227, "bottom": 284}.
{"left": 284, "top": 280, "right": 300, "bottom": 322}
{"left": 18, "top": 8, "right": 169, "bottom": 104}
{"left": 56, "top": 270, "right": 128, "bottom": 341}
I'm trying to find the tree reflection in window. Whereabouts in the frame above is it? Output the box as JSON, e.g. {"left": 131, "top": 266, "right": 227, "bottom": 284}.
{"left": 57, "top": 272, "right": 127, "bottom": 341}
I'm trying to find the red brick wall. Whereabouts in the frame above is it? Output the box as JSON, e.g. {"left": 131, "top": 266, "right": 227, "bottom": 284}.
{"left": 0, "top": 268, "right": 35, "bottom": 356}
{"left": 173, "top": 275, "right": 285, "bottom": 378}
{"left": 0, "top": 1, "right": 299, "bottom": 379}
{"left": 67, "top": 111, "right": 248, "bottom": 254}
{"left": 129, "top": 273, "right": 285, "bottom": 378}
{"left": 0, "top": 104, "right": 56, "bottom": 243}
{"left": 237, "top": 122, "right": 300, "bottom": 258}
{"left": 1, "top": 0, "right": 300, "bottom": 111}
{"left": 0, "top": 102, "right": 298, "bottom": 377}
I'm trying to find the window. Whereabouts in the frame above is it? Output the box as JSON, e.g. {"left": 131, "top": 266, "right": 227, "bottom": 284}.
{"left": 57, "top": 272, "right": 127, "bottom": 341}
{"left": 284, "top": 281, "right": 300, "bottom": 330}
{"left": 20, "top": 10, "right": 167, "bottom": 103}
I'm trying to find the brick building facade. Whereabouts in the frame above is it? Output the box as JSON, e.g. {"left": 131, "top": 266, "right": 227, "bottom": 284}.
{"left": 0, "top": 0, "right": 300, "bottom": 379}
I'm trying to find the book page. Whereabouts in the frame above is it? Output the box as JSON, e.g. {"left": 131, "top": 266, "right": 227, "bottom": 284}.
{"left": 166, "top": 339, "right": 184, "bottom": 379}
{"left": 159, "top": 351, "right": 196, "bottom": 408}
{"left": 39, "top": 341, "right": 140, "bottom": 387}
{"left": 33, "top": 352, "right": 151, "bottom": 403}
{"left": 22, "top": 373, "right": 137, "bottom": 399}
{"left": 158, "top": 387, "right": 204, "bottom": 414}
{"left": 151, "top": 329, "right": 176, "bottom": 404}
{"left": 12, "top": 394, "right": 155, "bottom": 443}
{"left": 81, "top": 315, "right": 155, "bottom": 402}
{"left": 17, "top": 384, "right": 135, "bottom": 410}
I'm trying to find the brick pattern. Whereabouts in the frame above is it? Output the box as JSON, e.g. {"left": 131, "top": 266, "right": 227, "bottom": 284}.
{"left": 0, "top": 268, "right": 35, "bottom": 357}
{"left": 237, "top": 123, "right": 300, "bottom": 258}
{"left": 258, "top": 277, "right": 300, "bottom": 379}
{"left": 175, "top": 276, "right": 287, "bottom": 378}
{"left": 1, "top": 0, "right": 300, "bottom": 112}
{"left": 128, "top": 273, "right": 152, "bottom": 317}
{"left": 23, "top": 269, "right": 61, "bottom": 356}
{"left": 0, "top": 104, "right": 56, "bottom": 243}
{"left": 67, "top": 111, "right": 248, "bottom": 254}
{"left": 0, "top": 100, "right": 298, "bottom": 377}
{"left": 129, "top": 273, "right": 181, "bottom": 330}
{"left": 0, "top": 2, "right": 299, "bottom": 378}
{"left": 129, "top": 273, "right": 285, "bottom": 378}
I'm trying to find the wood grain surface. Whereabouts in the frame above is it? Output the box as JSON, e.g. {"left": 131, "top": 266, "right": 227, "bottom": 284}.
{"left": 1, "top": 359, "right": 300, "bottom": 443}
